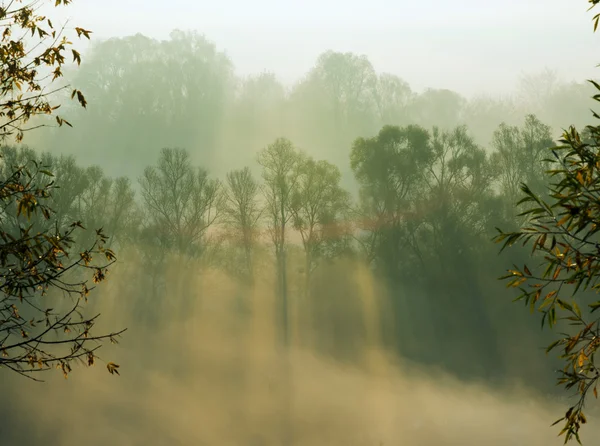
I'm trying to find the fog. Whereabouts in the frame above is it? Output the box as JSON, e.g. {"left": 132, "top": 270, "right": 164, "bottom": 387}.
{"left": 2, "top": 0, "right": 600, "bottom": 445}
{"left": 54, "top": 0, "right": 599, "bottom": 95}
{"left": 2, "top": 258, "right": 598, "bottom": 445}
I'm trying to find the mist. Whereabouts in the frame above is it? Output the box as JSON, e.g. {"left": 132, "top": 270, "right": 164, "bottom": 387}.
{"left": 50, "top": 0, "right": 600, "bottom": 96}
{"left": 2, "top": 257, "right": 597, "bottom": 446}
{"left": 2, "top": 0, "right": 600, "bottom": 445}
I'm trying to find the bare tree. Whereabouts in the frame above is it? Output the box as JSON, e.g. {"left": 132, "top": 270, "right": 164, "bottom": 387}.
{"left": 139, "top": 147, "right": 220, "bottom": 256}
{"left": 258, "top": 138, "right": 302, "bottom": 347}
{"left": 221, "top": 166, "right": 262, "bottom": 281}
{"left": 258, "top": 136, "right": 303, "bottom": 446}
{"left": 75, "top": 167, "right": 139, "bottom": 250}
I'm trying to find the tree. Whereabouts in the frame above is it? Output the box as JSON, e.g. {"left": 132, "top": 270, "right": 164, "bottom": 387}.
{"left": 47, "top": 31, "right": 234, "bottom": 178}
{"left": 409, "top": 88, "right": 465, "bottom": 130}
{"left": 350, "top": 124, "right": 431, "bottom": 266}
{"left": 460, "top": 95, "right": 519, "bottom": 147}
{"left": 228, "top": 72, "right": 286, "bottom": 157}
{"left": 352, "top": 124, "right": 504, "bottom": 373}
{"left": 258, "top": 137, "right": 302, "bottom": 347}
{"left": 309, "top": 51, "right": 377, "bottom": 135}
{"left": 540, "top": 80, "right": 594, "bottom": 133}
{"left": 290, "top": 156, "right": 350, "bottom": 294}
{"left": 72, "top": 167, "right": 139, "bottom": 251}
{"left": 139, "top": 147, "right": 220, "bottom": 256}
{"left": 415, "top": 126, "right": 503, "bottom": 370}
{"left": 0, "top": 0, "right": 125, "bottom": 381}
{"left": 221, "top": 166, "right": 262, "bottom": 281}
{"left": 258, "top": 137, "right": 303, "bottom": 446}
{"left": 288, "top": 51, "right": 378, "bottom": 155}
{"left": 423, "top": 125, "right": 497, "bottom": 248}
{"left": 137, "top": 147, "right": 221, "bottom": 322}
{"left": 491, "top": 114, "right": 555, "bottom": 218}
{"left": 0, "top": 147, "right": 138, "bottom": 253}
{"left": 372, "top": 73, "right": 414, "bottom": 127}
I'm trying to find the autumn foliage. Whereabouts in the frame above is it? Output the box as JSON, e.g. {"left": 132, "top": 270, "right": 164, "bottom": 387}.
{"left": 0, "top": 0, "right": 124, "bottom": 381}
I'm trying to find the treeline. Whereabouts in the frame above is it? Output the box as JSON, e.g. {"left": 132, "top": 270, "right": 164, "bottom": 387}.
{"left": 3, "top": 111, "right": 563, "bottom": 391}
{"left": 29, "top": 30, "right": 595, "bottom": 190}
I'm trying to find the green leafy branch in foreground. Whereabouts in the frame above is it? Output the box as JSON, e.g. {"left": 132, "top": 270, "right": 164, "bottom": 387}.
{"left": 491, "top": 3, "right": 600, "bottom": 443}
{"left": 494, "top": 114, "right": 600, "bottom": 443}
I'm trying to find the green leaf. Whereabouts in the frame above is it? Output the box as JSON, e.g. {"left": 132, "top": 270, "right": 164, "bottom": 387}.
{"left": 546, "top": 339, "right": 561, "bottom": 354}
{"left": 589, "top": 301, "right": 600, "bottom": 312}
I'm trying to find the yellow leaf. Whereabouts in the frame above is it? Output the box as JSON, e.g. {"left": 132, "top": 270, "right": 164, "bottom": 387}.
{"left": 106, "top": 362, "right": 120, "bottom": 375}
{"left": 572, "top": 301, "right": 582, "bottom": 317}
{"left": 553, "top": 266, "right": 562, "bottom": 280}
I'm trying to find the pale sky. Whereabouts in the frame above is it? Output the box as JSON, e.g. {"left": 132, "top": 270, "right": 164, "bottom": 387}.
{"left": 53, "top": 0, "right": 600, "bottom": 97}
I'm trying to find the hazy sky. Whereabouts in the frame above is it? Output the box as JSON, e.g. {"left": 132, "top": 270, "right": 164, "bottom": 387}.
{"left": 57, "top": 0, "right": 599, "bottom": 97}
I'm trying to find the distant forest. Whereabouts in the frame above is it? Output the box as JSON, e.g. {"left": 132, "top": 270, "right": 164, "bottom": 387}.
{"left": 2, "top": 30, "right": 587, "bottom": 393}
{"left": 28, "top": 31, "right": 595, "bottom": 188}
